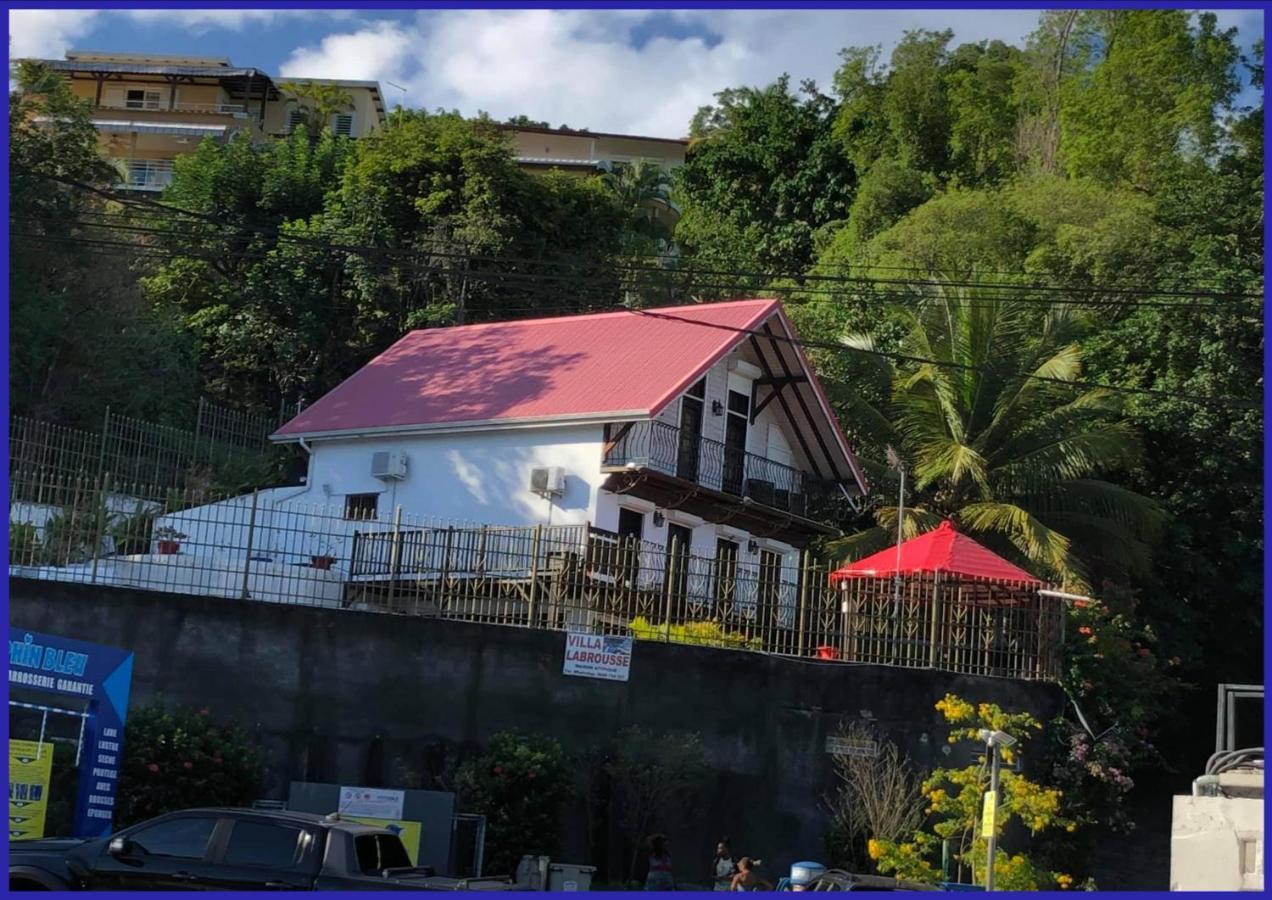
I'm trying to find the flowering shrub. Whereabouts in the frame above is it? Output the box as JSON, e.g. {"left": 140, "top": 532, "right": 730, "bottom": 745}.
{"left": 869, "top": 694, "right": 1078, "bottom": 891}
{"left": 116, "top": 700, "right": 265, "bottom": 827}
{"left": 456, "top": 732, "right": 572, "bottom": 877}
{"left": 628, "top": 616, "right": 762, "bottom": 649}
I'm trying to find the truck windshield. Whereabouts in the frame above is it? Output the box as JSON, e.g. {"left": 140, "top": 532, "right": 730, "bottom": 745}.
{"left": 355, "top": 833, "right": 412, "bottom": 873}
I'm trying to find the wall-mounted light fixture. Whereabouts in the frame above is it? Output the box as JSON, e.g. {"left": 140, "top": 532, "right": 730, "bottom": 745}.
{"left": 711, "top": 399, "right": 724, "bottom": 416}
{"left": 652, "top": 510, "right": 666, "bottom": 527}
{"left": 747, "top": 539, "right": 759, "bottom": 554}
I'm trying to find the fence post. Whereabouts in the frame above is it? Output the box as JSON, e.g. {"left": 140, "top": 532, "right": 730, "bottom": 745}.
{"left": 439, "top": 526, "right": 455, "bottom": 612}
{"left": 240, "top": 488, "right": 260, "bottom": 600}
{"left": 527, "top": 524, "right": 543, "bottom": 626}
{"left": 195, "top": 397, "right": 206, "bottom": 449}
{"left": 662, "top": 537, "right": 678, "bottom": 643}
{"left": 796, "top": 550, "right": 811, "bottom": 657}
{"left": 89, "top": 473, "right": 111, "bottom": 585}
{"left": 928, "top": 572, "right": 943, "bottom": 669}
{"left": 387, "top": 506, "right": 403, "bottom": 608}
{"left": 96, "top": 405, "right": 111, "bottom": 481}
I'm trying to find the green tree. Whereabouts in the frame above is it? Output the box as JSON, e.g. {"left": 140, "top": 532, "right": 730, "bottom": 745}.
{"left": 279, "top": 81, "right": 355, "bottom": 141}
{"left": 676, "top": 76, "right": 855, "bottom": 276}
{"left": 869, "top": 695, "right": 1079, "bottom": 891}
{"left": 116, "top": 700, "right": 265, "bottom": 827}
{"left": 9, "top": 61, "right": 197, "bottom": 427}
{"left": 827, "top": 291, "right": 1164, "bottom": 590}
{"left": 602, "top": 159, "right": 674, "bottom": 253}
{"left": 1058, "top": 11, "right": 1241, "bottom": 187}
{"left": 456, "top": 732, "right": 573, "bottom": 878}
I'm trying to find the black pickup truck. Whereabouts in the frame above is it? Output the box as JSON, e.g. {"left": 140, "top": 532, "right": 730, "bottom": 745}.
{"left": 9, "top": 807, "right": 515, "bottom": 891}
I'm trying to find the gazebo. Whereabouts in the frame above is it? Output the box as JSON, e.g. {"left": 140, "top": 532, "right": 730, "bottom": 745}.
{"left": 824, "top": 520, "right": 1061, "bottom": 680}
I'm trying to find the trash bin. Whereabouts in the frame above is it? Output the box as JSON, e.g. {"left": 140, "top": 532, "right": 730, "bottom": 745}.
{"left": 548, "top": 862, "right": 596, "bottom": 892}
{"left": 789, "top": 861, "right": 827, "bottom": 890}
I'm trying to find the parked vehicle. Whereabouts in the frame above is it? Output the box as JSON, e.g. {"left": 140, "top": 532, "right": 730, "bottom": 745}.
{"left": 9, "top": 808, "right": 517, "bottom": 891}
{"left": 777, "top": 869, "right": 943, "bottom": 891}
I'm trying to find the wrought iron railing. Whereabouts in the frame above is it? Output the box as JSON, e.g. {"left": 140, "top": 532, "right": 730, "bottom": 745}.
{"left": 603, "top": 419, "right": 839, "bottom": 516}
{"left": 8, "top": 476, "right": 1063, "bottom": 681}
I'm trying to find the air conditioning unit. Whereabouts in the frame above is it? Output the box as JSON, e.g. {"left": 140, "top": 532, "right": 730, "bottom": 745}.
{"left": 530, "top": 466, "right": 566, "bottom": 498}
{"left": 371, "top": 451, "right": 408, "bottom": 481}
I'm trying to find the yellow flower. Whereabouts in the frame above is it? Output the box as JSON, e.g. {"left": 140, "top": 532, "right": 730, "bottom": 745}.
{"left": 1065, "top": 823, "right": 1076, "bottom": 833}
{"left": 867, "top": 839, "right": 882, "bottom": 861}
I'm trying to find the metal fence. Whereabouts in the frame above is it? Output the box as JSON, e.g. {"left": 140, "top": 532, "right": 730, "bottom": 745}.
{"left": 9, "top": 399, "right": 299, "bottom": 504}
{"left": 8, "top": 473, "right": 1063, "bottom": 681}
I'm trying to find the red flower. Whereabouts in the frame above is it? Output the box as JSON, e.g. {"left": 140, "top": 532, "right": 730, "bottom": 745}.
{"left": 1073, "top": 599, "right": 1092, "bottom": 609}
{"left": 198, "top": 708, "right": 210, "bottom": 717}
{"left": 147, "top": 763, "right": 159, "bottom": 773}
{"left": 493, "top": 766, "right": 503, "bottom": 776}
{"left": 1137, "top": 648, "right": 1151, "bottom": 657}
{"left": 1077, "top": 626, "right": 1093, "bottom": 636}
{"left": 1082, "top": 680, "right": 1094, "bottom": 691}
{"left": 183, "top": 761, "right": 194, "bottom": 770}
{"left": 213, "top": 757, "right": 223, "bottom": 766}
{"left": 528, "top": 771, "right": 537, "bottom": 779}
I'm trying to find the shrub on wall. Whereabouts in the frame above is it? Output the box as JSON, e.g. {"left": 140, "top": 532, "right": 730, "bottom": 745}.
{"left": 456, "top": 731, "right": 573, "bottom": 877}
{"left": 116, "top": 699, "right": 265, "bottom": 827}
{"left": 628, "top": 616, "right": 762, "bottom": 649}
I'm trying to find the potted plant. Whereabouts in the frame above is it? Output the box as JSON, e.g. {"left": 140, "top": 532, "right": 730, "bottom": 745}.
{"left": 153, "top": 525, "right": 187, "bottom": 555}
{"left": 310, "top": 536, "right": 343, "bottom": 570}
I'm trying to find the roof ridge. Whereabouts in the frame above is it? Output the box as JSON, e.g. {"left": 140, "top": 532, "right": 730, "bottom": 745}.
{"left": 398, "top": 298, "right": 778, "bottom": 337}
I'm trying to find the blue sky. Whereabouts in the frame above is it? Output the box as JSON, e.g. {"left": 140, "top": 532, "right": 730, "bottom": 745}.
{"left": 10, "top": 7, "right": 1264, "bottom": 137}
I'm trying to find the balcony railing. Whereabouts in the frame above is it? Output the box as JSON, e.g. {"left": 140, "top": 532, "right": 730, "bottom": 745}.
{"left": 98, "top": 100, "right": 252, "bottom": 117}
{"left": 603, "top": 419, "right": 837, "bottom": 516}
{"left": 121, "top": 159, "right": 175, "bottom": 192}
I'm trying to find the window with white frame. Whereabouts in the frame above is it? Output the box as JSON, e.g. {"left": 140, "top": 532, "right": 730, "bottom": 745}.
{"left": 125, "top": 89, "right": 163, "bottom": 110}
{"left": 333, "top": 113, "right": 354, "bottom": 137}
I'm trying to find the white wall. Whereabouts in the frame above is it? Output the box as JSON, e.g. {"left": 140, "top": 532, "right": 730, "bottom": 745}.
{"left": 1171, "top": 794, "right": 1264, "bottom": 891}
{"left": 293, "top": 424, "right": 606, "bottom": 527}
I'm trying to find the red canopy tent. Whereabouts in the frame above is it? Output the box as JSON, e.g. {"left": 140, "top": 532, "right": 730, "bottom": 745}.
{"left": 828, "top": 519, "right": 1042, "bottom": 585}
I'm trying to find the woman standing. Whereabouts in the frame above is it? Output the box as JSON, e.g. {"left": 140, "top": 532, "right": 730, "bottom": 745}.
{"left": 644, "top": 834, "right": 675, "bottom": 892}
{"left": 712, "top": 839, "right": 737, "bottom": 891}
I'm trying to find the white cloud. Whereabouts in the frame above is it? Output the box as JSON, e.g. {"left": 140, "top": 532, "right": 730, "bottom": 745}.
{"left": 278, "top": 8, "right": 1049, "bottom": 137}
{"left": 9, "top": 9, "right": 100, "bottom": 59}
{"left": 279, "top": 20, "right": 414, "bottom": 82}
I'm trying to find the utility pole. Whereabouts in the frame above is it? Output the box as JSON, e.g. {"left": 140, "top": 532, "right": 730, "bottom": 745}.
{"left": 886, "top": 445, "right": 905, "bottom": 603}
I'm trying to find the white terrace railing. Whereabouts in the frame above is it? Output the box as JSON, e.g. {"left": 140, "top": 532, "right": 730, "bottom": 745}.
{"left": 8, "top": 474, "right": 1065, "bottom": 681}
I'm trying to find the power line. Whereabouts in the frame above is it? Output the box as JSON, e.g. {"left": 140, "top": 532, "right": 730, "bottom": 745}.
{"left": 13, "top": 168, "right": 1264, "bottom": 305}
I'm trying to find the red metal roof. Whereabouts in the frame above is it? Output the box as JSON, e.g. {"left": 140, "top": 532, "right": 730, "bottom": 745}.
{"left": 829, "top": 520, "right": 1042, "bottom": 585}
{"left": 275, "top": 300, "right": 782, "bottom": 438}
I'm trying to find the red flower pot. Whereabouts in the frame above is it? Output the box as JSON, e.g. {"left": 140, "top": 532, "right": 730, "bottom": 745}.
{"left": 815, "top": 645, "right": 840, "bottom": 660}
{"left": 311, "top": 555, "right": 336, "bottom": 570}
{"left": 157, "top": 540, "right": 180, "bottom": 555}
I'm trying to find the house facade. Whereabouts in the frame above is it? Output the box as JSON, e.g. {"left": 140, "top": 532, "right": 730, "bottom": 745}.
{"left": 32, "top": 51, "right": 386, "bottom": 191}
{"left": 498, "top": 124, "right": 688, "bottom": 175}
{"left": 268, "top": 299, "right": 867, "bottom": 591}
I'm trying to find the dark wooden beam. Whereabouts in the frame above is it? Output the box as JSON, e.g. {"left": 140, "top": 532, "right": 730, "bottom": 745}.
{"left": 761, "top": 323, "right": 843, "bottom": 483}
{"left": 166, "top": 75, "right": 177, "bottom": 111}
{"left": 749, "top": 375, "right": 808, "bottom": 424}
{"left": 748, "top": 336, "right": 827, "bottom": 479}
{"left": 93, "top": 74, "right": 105, "bottom": 106}
{"left": 601, "top": 422, "right": 635, "bottom": 459}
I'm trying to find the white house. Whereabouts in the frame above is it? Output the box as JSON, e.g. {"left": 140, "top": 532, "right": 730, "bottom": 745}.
{"left": 265, "top": 298, "right": 868, "bottom": 587}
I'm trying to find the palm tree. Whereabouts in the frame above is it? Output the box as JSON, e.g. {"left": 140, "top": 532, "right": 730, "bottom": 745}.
{"left": 279, "top": 82, "right": 354, "bottom": 141}
{"left": 602, "top": 159, "right": 674, "bottom": 249}
{"left": 829, "top": 289, "right": 1164, "bottom": 590}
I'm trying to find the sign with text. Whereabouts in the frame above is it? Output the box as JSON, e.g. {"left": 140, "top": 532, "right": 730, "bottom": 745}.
{"left": 9, "top": 740, "right": 53, "bottom": 840}
{"left": 563, "top": 633, "right": 632, "bottom": 682}
{"left": 9, "top": 629, "right": 134, "bottom": 838}
{"left": 825, "top": 734, "right": 879, "bottom": 757}
{"left": 339, "top": 786, "right": 405, "bottom": 820}
{"left": 981, "top": 790, "right": 998, "bottom": 837}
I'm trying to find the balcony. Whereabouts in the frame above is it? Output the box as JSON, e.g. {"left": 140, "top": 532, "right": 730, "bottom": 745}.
{"left": 602, "top": 419, "right": 839, "bottom": 519}
{"left": 120, "top": 158, "right": 175, "bottom": 192}
{"left": 97, "top": 100, "right": 255, "bottom": 118}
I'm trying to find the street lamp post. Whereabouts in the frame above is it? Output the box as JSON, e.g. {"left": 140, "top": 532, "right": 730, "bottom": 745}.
{"left": 978, "top": 728, "right": 1017, "bottom": 891}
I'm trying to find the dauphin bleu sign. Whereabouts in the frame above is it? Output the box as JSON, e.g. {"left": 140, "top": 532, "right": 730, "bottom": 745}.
{"left": 8, "top": 629, "right": 134, "bottom": 837}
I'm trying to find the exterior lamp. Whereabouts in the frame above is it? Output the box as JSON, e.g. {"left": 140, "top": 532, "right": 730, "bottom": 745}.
{"left": 977, "top": 728, "right": 1016, "bottom": 891}
{"left": 652, "top": 510, "right": 665, "bottom": 527}
{"left": 711, "top": 399, "right": 724, "bottom": 416}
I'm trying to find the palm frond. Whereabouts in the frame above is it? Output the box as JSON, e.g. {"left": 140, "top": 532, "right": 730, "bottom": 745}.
{"left": 956, "top": 501, "right": 1086, "bottom": 590}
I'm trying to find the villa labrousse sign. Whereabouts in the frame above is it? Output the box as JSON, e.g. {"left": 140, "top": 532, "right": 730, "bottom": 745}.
{"left": 563, "top": 633, "right": 632, "bottom": 682}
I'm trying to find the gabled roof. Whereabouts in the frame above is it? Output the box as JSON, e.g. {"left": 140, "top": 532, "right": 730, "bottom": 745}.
{"left": 829, "top": 520, "right": 1042, "bottom": 585}
{"left": 274, "top": 299, "right": 866, "bottom": 489}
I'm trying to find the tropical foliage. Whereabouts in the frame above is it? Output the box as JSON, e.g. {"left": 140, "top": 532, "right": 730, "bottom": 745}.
{"left": 869, "top": 695, "right": 1080, "bottom": 891}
